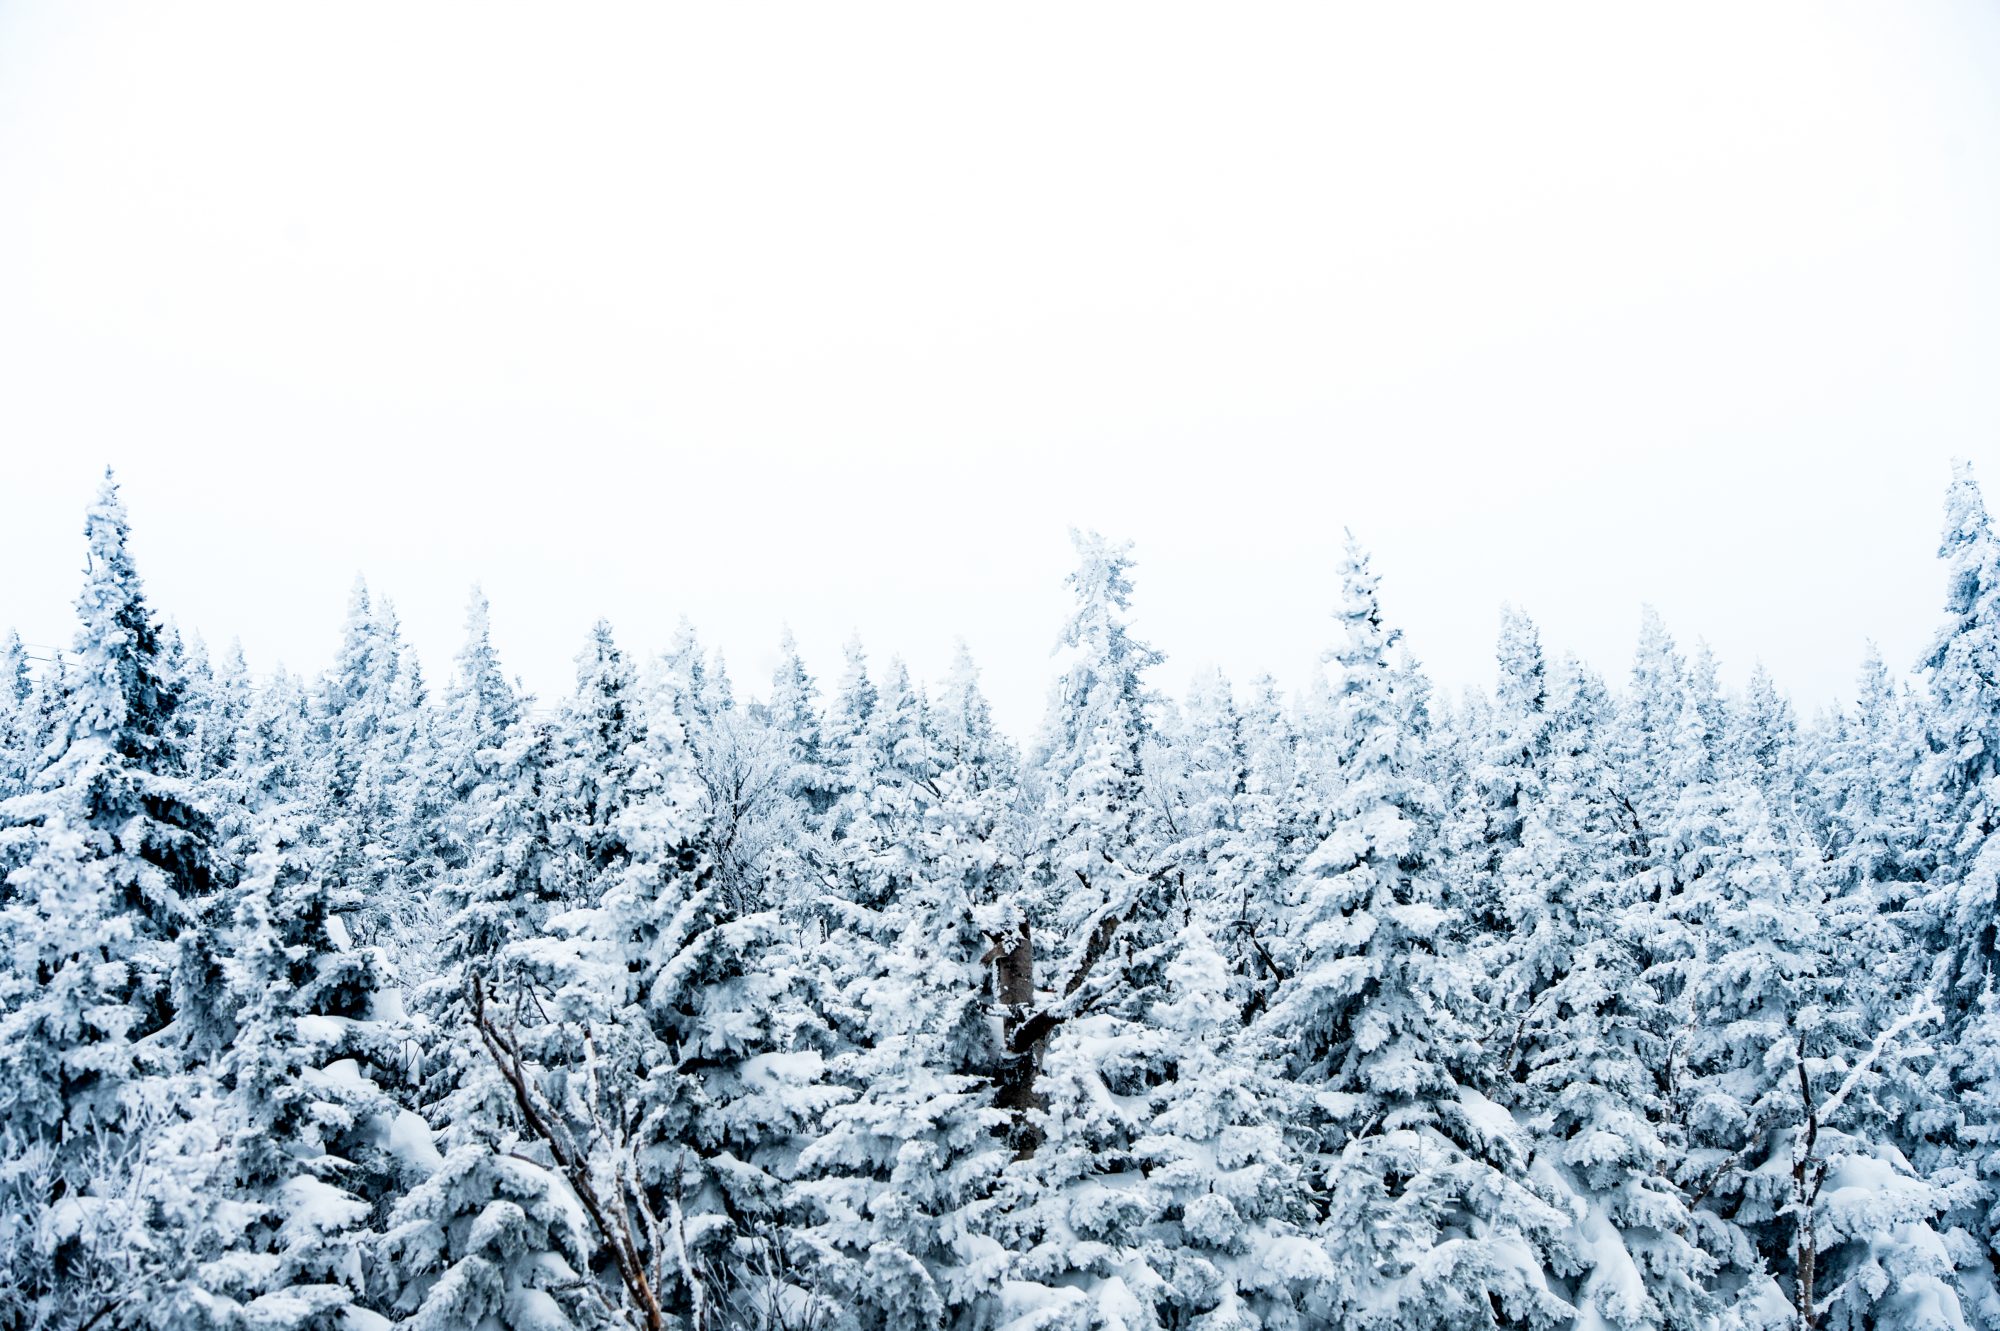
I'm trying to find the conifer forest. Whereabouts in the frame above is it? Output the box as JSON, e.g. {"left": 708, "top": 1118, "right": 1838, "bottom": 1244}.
{"left": 13, "top": 464, "right": 2000, "bottom": 1331}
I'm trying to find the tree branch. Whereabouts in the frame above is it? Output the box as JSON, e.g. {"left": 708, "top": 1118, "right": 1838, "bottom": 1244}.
{"left": 470, "top": 974, "right": 669, "bottom": 1331}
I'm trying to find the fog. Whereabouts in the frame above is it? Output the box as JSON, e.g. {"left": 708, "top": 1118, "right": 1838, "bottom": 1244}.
{"left": 2, "top": 2, "right": 1995, "bottom": 731}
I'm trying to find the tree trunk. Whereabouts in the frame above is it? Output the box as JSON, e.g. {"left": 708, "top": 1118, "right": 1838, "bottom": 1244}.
{"left": 991, "top": 917, "right": 1044, "bottom": 1157}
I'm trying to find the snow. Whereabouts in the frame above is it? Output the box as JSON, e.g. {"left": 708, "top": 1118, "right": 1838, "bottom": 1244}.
{"left": 384, "top": 1108, "right": 445, "bottom": 1174}
{"left": 3, "top": 466, "right": 1994, "bottom": 1331}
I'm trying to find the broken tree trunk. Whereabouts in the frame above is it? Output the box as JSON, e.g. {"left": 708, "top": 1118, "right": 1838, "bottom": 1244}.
{"left": 985, "top": 864, "right": 1176, "bottom": 1158}
{"left": 990, "top": 916, "right": 1044, "bottom": 1157}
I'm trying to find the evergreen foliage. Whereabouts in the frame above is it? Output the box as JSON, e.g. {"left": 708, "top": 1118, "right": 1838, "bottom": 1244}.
{"left": 4, "top": 468, "right": 1997, "bottom": 1331}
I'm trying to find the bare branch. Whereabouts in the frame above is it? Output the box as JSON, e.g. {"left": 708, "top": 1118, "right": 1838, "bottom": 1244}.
{"left": 469, "top": 974, "right": 671, "bottom": 1331}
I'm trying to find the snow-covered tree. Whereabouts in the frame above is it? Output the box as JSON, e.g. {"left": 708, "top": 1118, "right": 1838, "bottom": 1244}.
{"left": 1820, "top": 647, "right": 1930, "bottom": 974}
{"left": 198, "top": 812, "right": 415, "bottom": 1328}
{"left": 791, "top": 649, "right": 1017, "bottom": 1330}
{"left": 8, "top": 462, "right": 2000, "bottom": 1330}
{"left": 1029, "top": 530, "right": 1169, "bottom": 917}
{"left": 553, "top": 619, "right": 647, "bottom": 905}
{"left": 1732, "top": 663, "right": 1802, "bottom": 816}
{"left": 0, "top": 472, "right": 224, "bottom": 1327}
{"left": 1615, "top": 607, "right": 1686, "bottom": 838}
{"left": 1501, "top": 655, "right": 1716, "bottom": 1331}
{"left": 0, "top": 628, "right": 36, "bottom": 806}
{"left": 315, "top": 579, "right": 436, "bottom": 957}
{"left": 390, "top": 616, "right": 603, "bottom": 1331}
{"left": 1254, "top": 536, "right": 1574, "bottom": 1331}
{"left": 769, "top": 628, "right": 836, "bottom": 822}
{"left": 463, "top": 621, "right": 840, "bottom": 1328}
{"left": 435, "top": 589, "right": 522, "bottom": 869}
{"left": 1918, "top": 461, "right": 2000, "bottom": 1018}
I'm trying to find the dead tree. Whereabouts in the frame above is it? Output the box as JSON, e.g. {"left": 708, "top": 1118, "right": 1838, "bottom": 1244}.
{"left": 982, "top": 862, "right": 1176, "bottom": 1158}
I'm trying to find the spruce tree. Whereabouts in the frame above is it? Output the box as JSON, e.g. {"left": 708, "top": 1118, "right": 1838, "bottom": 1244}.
{"left": 385, "top": 620, "right": 609, "bottom": 1331}
{"left": 1253, "top": 537, "right": 1573, "bottom": 1331}
{"left": 769, "top": 628, "right": 835, "bottom": 821}
{"left": 1918, "top": 461, "right": 2000, "bottom": 1017}
{"left": 0, "top": 472, "right": 223, "bottom": 1327}
{"left": 0, "top": 628, "right": 35, "bottom": 807}
{"left": 1504, "top": 656, "right": 1715, "bottom": 1330}
{"left": 199, "top": 812, "right": 411, "bottom": 1328}
{"left": 792, "top": 650, "right": 1016, "bottom": 1329}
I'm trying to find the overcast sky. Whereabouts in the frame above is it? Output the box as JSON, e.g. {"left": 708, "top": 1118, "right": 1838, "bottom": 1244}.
{"left": 1, "top": 3, "right": 1997, "bottom": 734}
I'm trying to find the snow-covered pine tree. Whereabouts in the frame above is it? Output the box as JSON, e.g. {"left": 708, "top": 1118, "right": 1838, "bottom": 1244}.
{"left": 1945, "top": 980, "right": 2000, "bottom": 1328}
{"left": 811, "top": 652, "right": 932, "bottom": 1058}
{"left": 821, "top": 637, "right": 881, "bottom": 847}
{"left": 434, "top": 588, "right": 522, "bottom": 877}
{"left": 1633, "top": 633, "right": 1729, "bottom": 1094}
{"left": 1479, "top": 607, "right": 1553, "bottom": 908}
{"left": 1918, "top": 461, "right": 2000, "bottom": 1019}
{"left": 1795, "top": 985, "right": 1963, "bottom": 1331}
{"left": 1021, "top": 526, "right": 1171, "bottom": 981}
{"left": 387, "top": 587, "right": 525, "bottom": 1009}
{"left": 1225, "top": 673, "right": 1313, "bottom": 1022}
{"left": 1614, "top": 608, "right": 1686, "bottom": 840}
{"left": 791, "top": 647, "right": 1018, "bottom": 1329}
{"left": 554, "top": 619, "right": 646, "bottom": 902}
{"left": 461, "top": 617, "right": 838, "bottom": 1328}
{"left": 1129, "top": 916, "right": 1328, "bottom": 1329}
{"left": 196, "top": 810, "right": 421, "bottom": 1329}
{"left": 1644, "top": 645, "right": 1765, "bottom": 1280}
{"left": 386, "top": 618, "right": 621, "bottom": 1331}
{"left": 1908, "top": 462, "right": 2000, "bottom": 1329}
{"left": 0, "top": 628, "right": 35, "bottom": 807}
{"left": 1819, "top": 646, "right": 1930, "bottom": 972}
{"left": 0, "top": 472, "right": 225, "bottom": 1328}
{"left": 167, "top": 632, "right": 243, "bottom": 795}
{"left": 203, "top": 642, "right": 253, "bottom": 788}
{"left": 384, "top": 715, "right": 603, "bottom": 1331}
{"left": 412, "top": 596, "right": 549, "bottom": 1080}
{"left": 315, "top": 579, "right": 434, "bottom": 961}
{"left": 1445, "top": 608, "right": 1555, "bottom": 1040}
{"left": 1732, "top": 663, "right": 1803, "bottom": 819}
{"left": 1500, "top": 652, "right": 1715, "bottom": 1330}
{"left": 1814, "top": 648, "right": 1945, "bottom": 1239}
{"left": 933, "top": 641, "right": 1017, "bottom": 795}
{"left": 0, "top": 628, "right": 30, "bottom": 709}
{"left": 980, "top": 532, "right": 1222, "bottom": 1327}
{"left": 1145, "top": 669, "right": 1246, "bottom": 917}
{"left": 1658, "top": 647, "right": 1959, "bottom": 1329}
{"left": 216, "top": 666, "right": 314, "bottom": 850}
{"left": 383, "top": 625, "right": 453, "bottom": 976}
{"left": 1027, "top": 530, "right": 1168, "bottom": 924}
{"left": 1076, "top": 670, "right": 1332, "bottom": 1323}
{"left": 1147, "top": 669, "right": 1318, "bottom": 1033}
{"left": 1253, "top": 535, "right": 1573, "bottom": 1331}
{"left": 823, "top": 641, "right": 908, "bottom": 909}
{"left": 658, "top": 621, "right": 797, "bottom": 918}
{"left": 769, "top": 628, "right": 836, "bottom": 824}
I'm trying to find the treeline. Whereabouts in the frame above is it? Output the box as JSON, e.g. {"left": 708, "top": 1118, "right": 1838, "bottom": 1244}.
{"left": 1, "top": 468, "right": 1997, "bottom": 1331}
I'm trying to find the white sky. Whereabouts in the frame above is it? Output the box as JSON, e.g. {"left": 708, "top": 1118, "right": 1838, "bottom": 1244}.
{"left": 1, "top": 2, "right": 1997, "bottom": 735}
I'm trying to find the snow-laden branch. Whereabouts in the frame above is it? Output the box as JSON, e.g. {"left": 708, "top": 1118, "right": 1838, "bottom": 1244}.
{"left": 1793, "top": 990, "right": 1941, "bottom": 1168}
